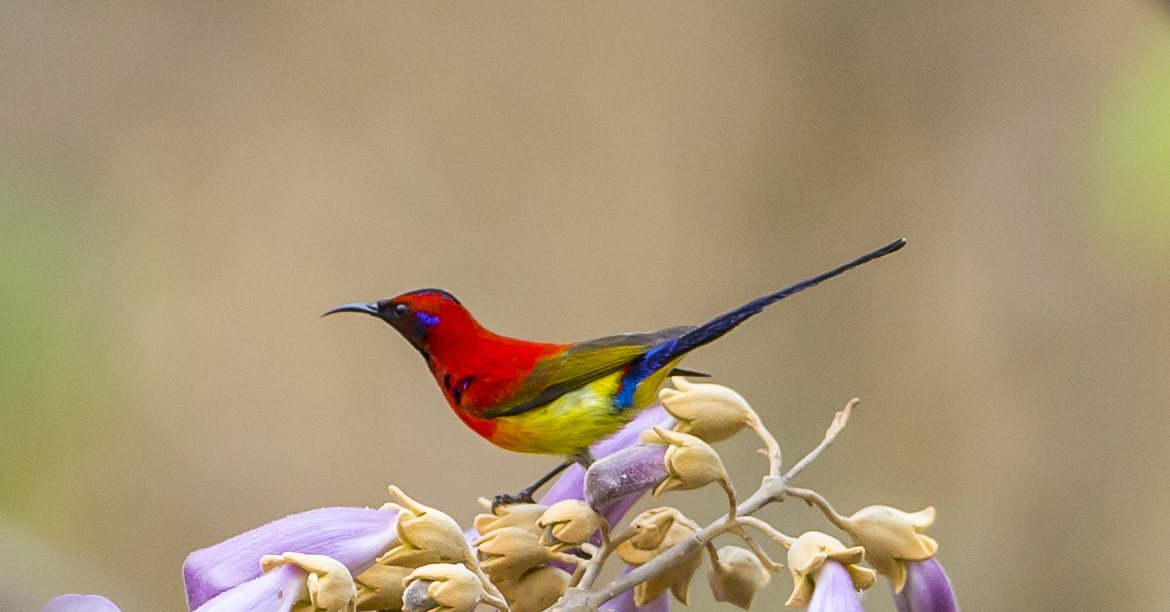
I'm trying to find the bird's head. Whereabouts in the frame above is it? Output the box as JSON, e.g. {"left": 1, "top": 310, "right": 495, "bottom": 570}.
{"left": 323, "top": 288, "right": 472, "bottom": 355}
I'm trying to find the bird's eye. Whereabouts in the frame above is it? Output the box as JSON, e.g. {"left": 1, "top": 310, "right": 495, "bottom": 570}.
{"left": 393, "top": 303, "right": 409, "bottom": 318}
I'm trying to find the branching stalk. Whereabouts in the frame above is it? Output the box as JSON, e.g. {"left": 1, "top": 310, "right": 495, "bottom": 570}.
{"left": 549, "top": 397, "right": 861, "bottom": 611}
{"left": 574, "top": 529, "right": 636, "bottom": 590}
{"left": 782, "top": 398, "right": 858, "bottom": 483}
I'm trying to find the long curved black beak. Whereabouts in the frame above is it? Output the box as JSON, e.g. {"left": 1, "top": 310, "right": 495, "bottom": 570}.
{"left": 322, "top": 301, "right": 380, "bottom": 317}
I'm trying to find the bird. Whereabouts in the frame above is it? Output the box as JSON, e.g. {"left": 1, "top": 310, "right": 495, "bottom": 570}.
{"left": 325, "top": 238, "right": 905, "bottom": 505}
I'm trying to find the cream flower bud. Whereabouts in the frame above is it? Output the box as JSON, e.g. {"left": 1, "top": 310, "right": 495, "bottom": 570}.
{"left": 708, "top": 545, "right": 772, "bottom": 609}
{"left": 658, "top": 377, "right": 752, "bottom": 442}
{"left": 838, "top": 505, "right": 938, "bottom": 592}
{"left": 402, "top": 564, "right": 483, "bottom": 612}
{"left": 354, "top": 563, "right": 412, "bottom": 611}
{"left": 474, "top": 526, "right": 555, "bottom": 582}
{"left": 644, "top": 427, "right": 729, "bottom": 497}
{"left": 259, "top": 552, "right": 357, "bottom": 612}
{"left": 615, "top": 507, "right": 702, "bottom": 605}
{"left": 379, "top": 486, "right": 469, "bottom": 568}
{"left": 785, "top": 531, "right": 875, "bottom": 607}
{"left": 615, "top": 507, "right": 690, "bottom": 565}
{"left": 537, "top": 500, "right": 604, "bottom": 550}
{"left": 473, "top": 503, "right": 548, "bottom": 537}
{"left": 636, "top": 548, "right": 703, "bottom": 606}
{"left": 497, "top": 565, "right": 570, "bottom": 612}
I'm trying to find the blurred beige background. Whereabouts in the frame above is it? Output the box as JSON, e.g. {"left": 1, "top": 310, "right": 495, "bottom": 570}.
{"left": 3, "top": 2, "right": 1169, "bottom": 610}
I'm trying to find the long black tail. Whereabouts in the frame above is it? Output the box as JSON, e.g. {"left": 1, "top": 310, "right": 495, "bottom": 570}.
{"left": 633, "top": 238, "right": 906, "bottom": 380}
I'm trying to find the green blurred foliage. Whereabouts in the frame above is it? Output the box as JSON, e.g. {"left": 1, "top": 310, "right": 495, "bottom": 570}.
{"left": 0, "top": 178, "right": 115, "bottom": 526}
{"left": 1094, "top": 31, "right": 1170, "bottom": 264}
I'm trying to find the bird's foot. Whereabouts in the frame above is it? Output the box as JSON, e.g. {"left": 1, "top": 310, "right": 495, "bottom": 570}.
{"left": 491, "top": 490, "right": 536, "bottom": 512}
{"left": 574, "top": 450, "right": 596, "bottom": 468}
{"left": 488, "top": 460, "right": 577, "bottom": 512}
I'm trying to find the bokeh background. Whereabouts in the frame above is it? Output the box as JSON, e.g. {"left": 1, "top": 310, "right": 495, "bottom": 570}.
{"left": 3, "top": 2, "right": 1169, "bottom": 610}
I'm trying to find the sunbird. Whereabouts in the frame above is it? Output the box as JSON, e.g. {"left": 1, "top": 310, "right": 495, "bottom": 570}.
{"left": 326, "top": 238, "right": 905, "bottom": 504}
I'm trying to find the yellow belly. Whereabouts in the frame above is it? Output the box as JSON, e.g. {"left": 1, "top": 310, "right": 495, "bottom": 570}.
{"left": 486, "top": 362, "right": 678, "bottom": 456}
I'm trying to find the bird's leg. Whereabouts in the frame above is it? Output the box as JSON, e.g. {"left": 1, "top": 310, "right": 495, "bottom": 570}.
{"left": 573, "top": 450, "right": 596, "bottom": 467}
{"left": 491, "top": 460, "right": 574, "bottom": 510}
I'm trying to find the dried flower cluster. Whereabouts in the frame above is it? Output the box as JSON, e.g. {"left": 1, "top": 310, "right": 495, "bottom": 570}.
{"left": 44, "top": 378, "right": 957, "bottom": 611}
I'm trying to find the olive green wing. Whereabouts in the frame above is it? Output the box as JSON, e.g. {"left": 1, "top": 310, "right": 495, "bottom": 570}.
{"left": 481, "top": 326, "right": 695, "bottom": 418}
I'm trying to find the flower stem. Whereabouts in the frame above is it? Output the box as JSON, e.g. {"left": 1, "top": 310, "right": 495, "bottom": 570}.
{"left": 745, "top": 412, "right": 783, "bottom": 476}
{"left": 574, "top": 529, "right": 636, "bottom": 590}
{"left": 719, "top": 477, "right": 739, "bottom": 521}
{"left": 463, "top": 547, "right": 510, "bottom": 610}
{"left": 784, "top": 486, "right": 851, "bottom": 530}
{"left": 735, "top": 515, "right": 795, "bottom": 549}
{"left": 782, "top": 398, "right": 858, "bottom": 483}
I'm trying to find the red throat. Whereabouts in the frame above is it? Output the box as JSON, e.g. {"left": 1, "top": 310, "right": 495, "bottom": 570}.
{"left": 416, "top": 301, "right": 568, "bottom": 425}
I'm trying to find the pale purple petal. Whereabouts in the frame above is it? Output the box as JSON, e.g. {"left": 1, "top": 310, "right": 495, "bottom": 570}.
{"left": 894, "top": 558, "right": 959, "bottom": 612}
{"left": 600, "top": 588, "right": 670, "bottom": 612}
{"left": 599, "top": 566, "right": 670, "bottom": 612}
{"left": 539, "top": 462, "right": 590, "bottom": 508}
{"left": 194, "top": 563, "right": 306, "bottom": 612}
{"left": 183, "top": 506, "right": 399, "bottom": 609}
{"left": 584, "top": 445, "right": 667, "bottom": 518}
{"left": 41, "top": 594, "right": 121, "bottom": 612}
{"left": 809, "top": 561, "right": 863, "bottom": 612}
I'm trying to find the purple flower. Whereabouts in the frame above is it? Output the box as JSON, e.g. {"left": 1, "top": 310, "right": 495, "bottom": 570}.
{"left": 894, "top": 557, "right": 959, "bottom": 612}
{"left": 836, "top": 505, "right": 957, "bottom": 611}
{"left": 41, "top": 594, "right": 121, "bottom": 612}
{"left": 584, "top": 445, "right": 668, "bottom": 517}
{"left": 786, "top": 531, "right": 876, "bottom": 609}
{"left": 193, "top": 563, "right": 308, "bottom": 612}
{"left": 808, "top": 561, "right": 864, "bottom": 612}
{"left": 183, "top": 506, "right": 399, "bottom": 609}
{"left": 465, "top": 407, "right": 673, "bottom": 611}
{"left": 538, "top": 406, "right": 674, "bottom": 612}
{"left": 542, "top": 405, "right": 674, "bottom": 525}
